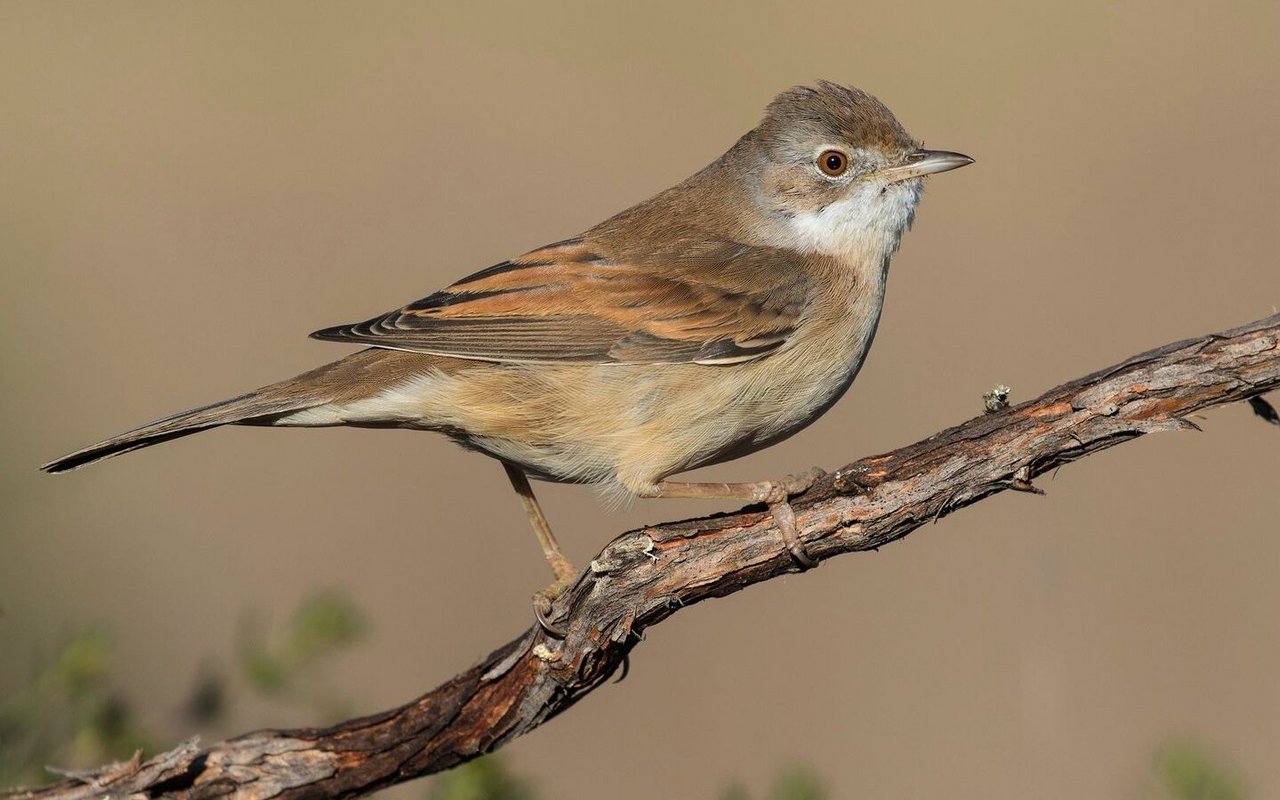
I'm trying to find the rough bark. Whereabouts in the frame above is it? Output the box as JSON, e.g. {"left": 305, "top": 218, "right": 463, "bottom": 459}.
{"left": 7, "top": 313, "right": 1279, "bottom": 800}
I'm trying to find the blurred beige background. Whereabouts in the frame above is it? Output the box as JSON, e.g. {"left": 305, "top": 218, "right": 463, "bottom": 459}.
{"left": 2, "top": 2, "right": 1278, "bottom": 797}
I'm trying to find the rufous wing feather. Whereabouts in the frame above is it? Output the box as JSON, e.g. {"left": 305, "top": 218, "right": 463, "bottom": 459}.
{"left": 310, "top": 237, "right": 812, "bottom": 365}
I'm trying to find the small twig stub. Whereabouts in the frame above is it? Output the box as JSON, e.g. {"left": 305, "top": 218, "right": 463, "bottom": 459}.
{"left": 983, "top": 384, "right": 1012, "bottom": 414}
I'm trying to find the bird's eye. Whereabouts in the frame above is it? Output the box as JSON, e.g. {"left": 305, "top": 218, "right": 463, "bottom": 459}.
{"left": 818, "top": 149, "right": 849, "bottom": 177}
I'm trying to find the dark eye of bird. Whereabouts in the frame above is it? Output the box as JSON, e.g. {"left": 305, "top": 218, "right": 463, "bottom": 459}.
{"left": 818, "top": 149, "right": 848, "bottom": 177}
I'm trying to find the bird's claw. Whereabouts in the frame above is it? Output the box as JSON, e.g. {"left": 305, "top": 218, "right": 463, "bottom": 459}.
{"left": 532, "top": 576, "right": 575, "bottom": 639}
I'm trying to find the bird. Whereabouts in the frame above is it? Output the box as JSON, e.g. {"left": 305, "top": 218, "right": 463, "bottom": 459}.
{"left": 43, "top": 81, "right": 972, "bottom": 627}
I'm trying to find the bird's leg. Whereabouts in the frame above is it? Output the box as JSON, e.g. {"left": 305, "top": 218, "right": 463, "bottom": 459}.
{"left": 503, "top": 462, "right": 575, "bottom": 579}
{"left": 503, "top": 462, "right": 576, "bottom": 635}
{"left": 641, "top": 467, "right": 826, "bottom": 568}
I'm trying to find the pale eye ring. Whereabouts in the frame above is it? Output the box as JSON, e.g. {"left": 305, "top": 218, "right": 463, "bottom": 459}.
{"left": 817, "top": 149, "right": 849, "bottom": 177}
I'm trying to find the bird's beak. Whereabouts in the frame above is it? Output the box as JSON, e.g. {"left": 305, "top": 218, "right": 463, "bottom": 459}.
{"left": 875, "top": 149, "right": 974, "bottom": 183}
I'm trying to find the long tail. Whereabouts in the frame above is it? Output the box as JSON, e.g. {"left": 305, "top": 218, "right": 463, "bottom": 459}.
{"left": 40, "top": 388, "right": 327, "bottom": 474}
{"left": 40, "top": 349, "right": 403, "bottom": 474}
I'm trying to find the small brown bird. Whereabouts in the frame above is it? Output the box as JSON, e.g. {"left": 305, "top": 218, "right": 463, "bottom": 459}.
{"left": 43, "top": 81, "right": 971, "bottom": 622}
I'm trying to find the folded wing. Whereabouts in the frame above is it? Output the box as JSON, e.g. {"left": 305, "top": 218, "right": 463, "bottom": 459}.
{"left": 311, "top": 237, "right": 811, "bottom": 366}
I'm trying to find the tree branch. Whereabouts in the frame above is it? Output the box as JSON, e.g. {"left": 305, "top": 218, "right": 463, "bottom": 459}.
{"left": 9, "top": 314, "right": 1279, "bottom": 800}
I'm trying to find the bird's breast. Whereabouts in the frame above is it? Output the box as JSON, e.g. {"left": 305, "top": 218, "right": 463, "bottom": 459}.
{"left": 739, "top": 262, "right": 888, "bottom": 443}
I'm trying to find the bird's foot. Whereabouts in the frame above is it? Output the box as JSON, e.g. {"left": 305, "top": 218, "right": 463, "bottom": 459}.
{"left": 647, "top": 467, "right": 826, "bottom": 569}
{"left": 753, "top": 467, "right": 825, "bottom": 570}
{"left": 532, "top": 571, "right": 577, "bottom": 639}
{"left": 749, "top": 466, "right": 827, "bottom": 506}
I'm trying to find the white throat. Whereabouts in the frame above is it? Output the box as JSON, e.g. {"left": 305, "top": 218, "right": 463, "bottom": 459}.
{"left": 781, "top": 179, "right": 923, "bottom": 264}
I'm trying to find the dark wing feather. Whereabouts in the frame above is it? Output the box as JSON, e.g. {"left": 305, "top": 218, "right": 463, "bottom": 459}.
{"left": 311, "top": 238, "right": 810, "bottom": 365}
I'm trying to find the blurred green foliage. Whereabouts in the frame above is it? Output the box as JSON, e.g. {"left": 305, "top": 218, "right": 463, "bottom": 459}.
{"left": 1152, "top": 739, "right": 1246, "bottom": 800}
{"left": 0, "top": 590, "right": 365, "bottom": 789}
{"left": 720, "top": 765, "right": 826, "bottom": 800}
{"left": 240, "top": 590, "right": 366, "bottom": 695}
{"left": 0, "top": 625, "right": 150, "bottom": 788}
{"left": 429, "top": 757, "right": 536, "bottom": 800}
{"left": 236, "top": 589, "right": 367, "bottom": 721}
